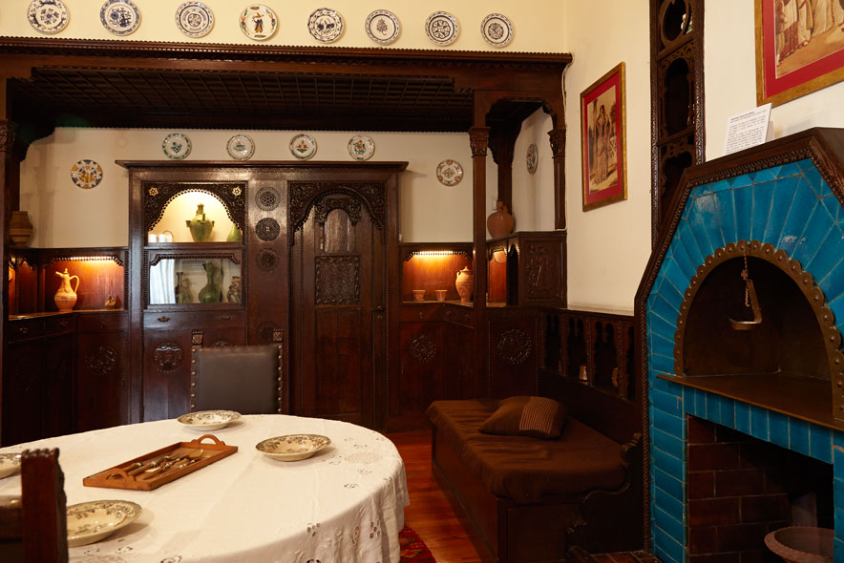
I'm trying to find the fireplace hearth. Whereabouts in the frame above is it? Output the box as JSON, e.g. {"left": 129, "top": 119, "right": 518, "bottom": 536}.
{"left": 638, "top": 129, "right": 844, "bottom": 563}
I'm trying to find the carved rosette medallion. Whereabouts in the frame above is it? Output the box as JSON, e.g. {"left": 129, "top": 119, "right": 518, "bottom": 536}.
{"left": 548, "top": 128, "right": 566, "bottom": 158}
{"left": 85, "top": 345, "right": 118, "bottom": 378}
{"left": 153, "top": 342, "right": 183, "bottom": 372}
{"left": 315, "top": 197, "right": 362, "bottom": 225}
{"left": 315, "top": 255, "right": 360, "bottom": 305}
{"left": 408, "top": 334, "right": 437, "bottom": 364}
{"left": 255, "top": 217, "right": 281, "bottom": 241}
{"left": 496, "top": 328, "right": 532, "bottom": 365}
{"left": 469, "top": 126, "right": 490, "bottom": 157}
{"left": 256, "top": 248, "right": 279, "bottom": 272}
{"left": 256, "top": 186, "right": 281, "bottom": 211}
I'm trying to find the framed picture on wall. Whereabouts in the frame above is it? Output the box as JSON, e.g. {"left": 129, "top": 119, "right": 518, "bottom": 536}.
{"left": 755, "top": 0, "right": 844, "bottom": 106}
{"left": 580, "top": 62, "right": 627, "bottom": 212}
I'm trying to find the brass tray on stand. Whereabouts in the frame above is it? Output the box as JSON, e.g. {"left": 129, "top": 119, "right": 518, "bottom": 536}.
{"left": 83, "top": 434, "right": 237, "bottom": 491}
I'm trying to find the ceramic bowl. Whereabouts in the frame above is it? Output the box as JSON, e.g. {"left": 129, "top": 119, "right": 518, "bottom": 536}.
{"left": 177, "top": 410, "right": 241, "bottom": 431}
{"left": 66, "top": 499, "right": 142, "bottom": 547}
{"left": 255, "top": 434, "right": 331, "bottom": 462}
{"left": 0, "top": 454, "right": 21, "bottom": 479}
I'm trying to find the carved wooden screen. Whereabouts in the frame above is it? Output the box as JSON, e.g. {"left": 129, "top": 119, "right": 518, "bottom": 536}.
{"left": 650, "top": 0, "right": 705, "bottom": 243}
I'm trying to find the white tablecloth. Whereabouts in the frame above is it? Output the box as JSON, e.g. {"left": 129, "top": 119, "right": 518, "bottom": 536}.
{"left": 0, "top": 415, "right": 409, "bottom": 563}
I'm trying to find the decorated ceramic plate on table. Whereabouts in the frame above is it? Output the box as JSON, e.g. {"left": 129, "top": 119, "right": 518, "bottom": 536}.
{"left": 70, "top": 159, "right": 103, "bottom": 189}
{"left": 480, "top": 13, "right": 513, "bottom": 48}
{"left": 289, "top": 134, "right": 318, "bottom": 160}
{"left": 347, "top": 135, "right": 375, "bottom": 161}
{"left": 162, "top": 132, "right": 192, "bottom": 160}
{"left": 425, "top": 11, "right": 459, "bottom": 46}
{"left": 436, "top": 159, "right": 463, "bottom": 186}
{"left": 100, "top": 0, "right": 141, "bottom": 36}
{"left": 308, "top": 8, "right": 343, "bottom": 43}
{"left": 27, "top": 0, "right": 70, "bottom": 35}
{"left": 177, "top": 410, "right": 241, "bottom": 431}
{"left": 0, "top": 454, "right": 21, "bottom": 479}
{"left": 256, "top": 434, "right": 331, "bottom": 462}
{"left": 239, "top": 4, "right": 277, "bottom": 41}
{"left": 175, "top": 1, "right": 214, "bottom": 38}
{"left": 365, "top": 9, "right": 400, "bottom": 45}
{"left": 66, "top": 500, "right": 142, "bottom": 547}
{"left": 226, "top": 134, "right": 255, "bottom": 160}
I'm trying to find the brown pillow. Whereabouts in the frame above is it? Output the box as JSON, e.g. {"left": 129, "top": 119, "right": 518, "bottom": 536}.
{"left": 479, "top": 396, "right": 567, "bottom": 439}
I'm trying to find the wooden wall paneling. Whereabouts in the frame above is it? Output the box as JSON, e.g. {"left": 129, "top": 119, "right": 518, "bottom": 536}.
{"left": 397, "top": 319, "right": 444, "bottom": 424}
{"left": 443, "top": 305, "right": 475, "bottom": 399}
{"left": 3, "top": 327, "right": 43, "bottom": 445}
{"left": 42, "top": 317, "right": 76, "bottom": 439}
{"left": 76, "top": 313, "right": 130, "bottom": 432}
{"left": 488, "top": 308, "right": 539, "bottom": 399}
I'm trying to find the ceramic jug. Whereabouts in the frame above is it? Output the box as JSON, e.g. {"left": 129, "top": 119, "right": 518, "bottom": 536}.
{"left": 186, "top": 203, "right": 215, "bottom": 242}
{"left": 455, "top": 267, "right": 474, "bottom": 304}
{"left": 486, "top": 200, "right": 514, "bottom": 239}
{"left": 54, "top": 268, "right": 80, "bottom": 311}
{"left": 198, "top": 261, "right": 223, "bottom": 303}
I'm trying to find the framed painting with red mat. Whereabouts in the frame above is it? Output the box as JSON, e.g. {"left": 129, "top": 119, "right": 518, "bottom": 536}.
{"left": 400, "top": 525, "right": 436, "bottom": 562}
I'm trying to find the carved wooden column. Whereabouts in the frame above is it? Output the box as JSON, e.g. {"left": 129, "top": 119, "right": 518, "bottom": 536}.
{"left": 489, "top": 125, "right": 519, "bottom": 213}
{"left": 548, "top": 127, "right": 567, "bottom": 230}
{"left": 470, "top": 125, "right": 490, "bottom": 398}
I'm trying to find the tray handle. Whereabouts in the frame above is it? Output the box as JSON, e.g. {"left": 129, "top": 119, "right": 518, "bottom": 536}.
{"left": 190, "top": 434, "right": 226, "bottom": 446}
{"left": 103, "top": 468, "right": 130, "bottom": 481}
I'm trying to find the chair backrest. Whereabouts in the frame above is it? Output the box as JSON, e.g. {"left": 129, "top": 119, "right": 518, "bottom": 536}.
{"left": 191, "top": 334, "right": 282, "bottom": 414}
{"left": 0, "top": 448, "right": 68, "bottom": 563}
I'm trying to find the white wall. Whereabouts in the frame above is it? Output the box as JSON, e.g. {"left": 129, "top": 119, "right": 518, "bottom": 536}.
{"left": 705, "top": 2, "right": 844, "bottom": 158}
{"left": 20, "top": 128, "right": 474, "bottom": 246}
{"left": 510, "top": 109, "right": 556, "bottom": 233}
{"left": 0, "top": 0, "right": 564, "bottom": 51}
{"left": 562, "top": 0, "right": 652, "bottom": 314}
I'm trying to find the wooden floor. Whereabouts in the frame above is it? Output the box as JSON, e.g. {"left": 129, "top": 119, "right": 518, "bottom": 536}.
{"left": 388, "top": 430, "right": 483, "bottom": 563}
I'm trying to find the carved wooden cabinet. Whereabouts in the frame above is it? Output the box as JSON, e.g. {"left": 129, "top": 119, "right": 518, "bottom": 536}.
{"left": 487, "top": 231, "right": 567, "bottom": 307}
{"left": 76, "top": 312, "right": 130, "bottom": 432}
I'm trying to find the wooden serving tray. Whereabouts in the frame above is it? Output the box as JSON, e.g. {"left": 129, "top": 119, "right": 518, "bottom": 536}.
{"left": 83, "top": 434, "right": 237, "bottom": 491}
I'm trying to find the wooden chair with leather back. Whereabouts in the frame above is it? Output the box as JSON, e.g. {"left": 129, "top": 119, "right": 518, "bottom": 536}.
{"left": 190, "top": 329, "right": 283, "bottom": 414}
{"left": 0, "top": 448, "right": 68, "bottom": 563}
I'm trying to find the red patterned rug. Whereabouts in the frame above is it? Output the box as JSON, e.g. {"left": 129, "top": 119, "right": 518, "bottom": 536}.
{"left": 399, "top": 524, "right": 436, "bottom": 562}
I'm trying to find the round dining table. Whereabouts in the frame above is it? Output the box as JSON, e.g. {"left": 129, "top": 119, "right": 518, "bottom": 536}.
{"left": 0, "top": 414, "right": 409, "bottom": 563}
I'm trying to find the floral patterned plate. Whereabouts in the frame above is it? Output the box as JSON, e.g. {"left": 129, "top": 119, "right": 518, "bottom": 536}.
{"left": 347, "top": 135, "right": 375, "bottom": 161}
{"left": 100, "top": 0, "right": 141, "bottom": 36}
{"left": 425, "top": 11, "right": 459, "bottom": 46}
{"left": 70, "top": 159, "right": 103, "bottom": 189}
{"left": 256, "top": 434, "right": 331, "bottom": 461}
{"left": 436, "top": 159, "right": 463, "bottom": 186}
{"left": 177, "top": 410, "right": 241, "bottom": 431}
{"left": 67, "top": 500, "right": 142, "bottom": 547}
{"left": 227, "top": 134, "right": 255, "bottom": 160}
{"left": 239, "top": 4, "right": 277, "bottom": 41}
{"left": 162, "top": 132, "right": 192, "bottom": 160}
{"left": 175, "top": 1, "right": 214, "bottom": 38}
{"left": 308, "top": 7, "right": 343, "bottom": 43}
{"left": 365, "top": 9, "right": 400, "bottom": 45}
{"left": 289, "top": 134, "right": 317, "bottom": 159}
{"left": 0, "top": 453, "right": 21, "bottom": 479}
{"left": 480, "top": 13, "right": 513, "bottom": 48}
{"left": 28, "top": 0, "right": 70, "bottom": 35}
{"left": 526, "top": 143, "right": 538, "bottom": 174}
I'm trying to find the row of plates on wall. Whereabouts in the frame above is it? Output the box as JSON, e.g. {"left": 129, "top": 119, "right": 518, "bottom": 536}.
{"left": 65, "top": 140, "right": 540, "bottom": 190}
{"left": 26, "top": 1, "right": 514, "bottom": 47}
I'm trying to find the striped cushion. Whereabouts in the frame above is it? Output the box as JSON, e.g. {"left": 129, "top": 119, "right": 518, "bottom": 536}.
{"left": 479, "top": 396, "right": 568, "bottom": 439}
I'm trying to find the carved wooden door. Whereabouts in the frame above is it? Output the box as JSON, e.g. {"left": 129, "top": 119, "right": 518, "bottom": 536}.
{"left": 291, "top": 188, "right": 386, "bottom": 428}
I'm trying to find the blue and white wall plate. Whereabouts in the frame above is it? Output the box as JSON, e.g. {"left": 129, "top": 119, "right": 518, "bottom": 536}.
{"left": 289, "top": 134, "right": 318, "bottom": 160}
{"left": 27, "top": 0, "right": 70, "bottom": 35}
{"left": 162, "top": 133, "right": 192, "bottom": 160}
{"left": 175, "top": 2, "right": 214, "bottom": 38}
{"left": 239, "top": 4, "right": 277, "bottom": 41}
{"left": 71, "top": 160, "right": 104, "bottom": 190}
{"left": 481, "top": 13, "right": 513, "bottom": 48}
{"left": 347, "top": 135, "right": 375, "bottom": 161}
{"left": 425, "top": 11, "right": 459, "bottom": 46}
{"left": 100, "top": 0, "right": 141, "bottom": 36}
{"left": 364, "top": 9, "right": 399, "bottom": 45}
{"left": 227, "top": 134, "right": 255, "bottom": 161}
{"left": 308, "top": 8, "right": 343, "bottom": 43}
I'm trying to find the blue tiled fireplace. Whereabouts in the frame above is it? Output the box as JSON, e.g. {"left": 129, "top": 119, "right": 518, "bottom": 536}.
{"left": 640, "top": 129, "right": 844, "bottom": 562}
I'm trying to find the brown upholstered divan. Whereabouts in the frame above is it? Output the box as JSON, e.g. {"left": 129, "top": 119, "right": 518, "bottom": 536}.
{"left": 426, "top": 399, "right": 641, "bottom": 562}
